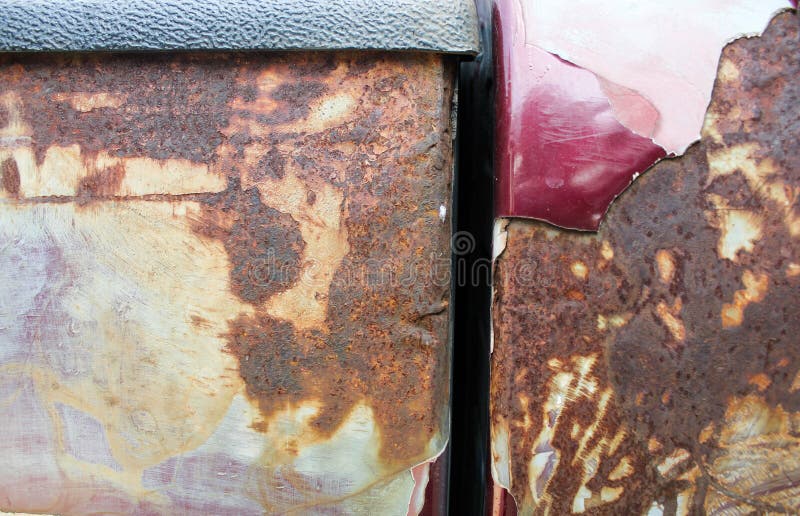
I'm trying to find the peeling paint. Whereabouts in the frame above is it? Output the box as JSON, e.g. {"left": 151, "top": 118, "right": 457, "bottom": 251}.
{"left": 524, "top": 0, "right": 791, "bottom": 154}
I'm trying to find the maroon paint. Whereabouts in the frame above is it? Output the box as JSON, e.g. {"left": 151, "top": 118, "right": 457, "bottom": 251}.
{"left": 493, "top": 0, "right": 666, "bottom": 231}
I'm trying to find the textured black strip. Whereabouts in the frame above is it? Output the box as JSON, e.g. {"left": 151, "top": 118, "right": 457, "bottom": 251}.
{"left": 448, "top": 0, "right": 494, "bottom": 513}
{"left": 0, "top": 0, "right": 479, "bottom": 54}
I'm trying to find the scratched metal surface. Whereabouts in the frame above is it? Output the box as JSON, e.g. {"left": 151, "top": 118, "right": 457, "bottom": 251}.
{"left": 0, "top": 51, "right": 454, "bottom": 514}
{"left": 491, "top": 12, "right": 799, "bottom": 515}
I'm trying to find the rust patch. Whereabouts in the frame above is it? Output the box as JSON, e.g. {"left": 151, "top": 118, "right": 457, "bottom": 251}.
{"left": 1, "top": 157, "right": 20, "bottom": 196}
{"left": 76, "top": 162, "right": 126, "bottom": 199}
{"left": 194, "top": 180, "right": 305, "bottom": 305}
{"left": 492, "top": 11, "right": 800, "bottom": 515}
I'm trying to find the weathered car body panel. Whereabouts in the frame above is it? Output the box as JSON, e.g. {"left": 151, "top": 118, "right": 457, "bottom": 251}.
{"left": 492, "top": 11, "right": 799, "bottom": 514}
{"left": 0, "top": 50, "right": 456, "bottom": 515}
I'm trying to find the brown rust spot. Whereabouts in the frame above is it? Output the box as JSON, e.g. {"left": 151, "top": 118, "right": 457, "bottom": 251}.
{"left": 1, "top": 157, "right": 20, "bottom": 196}
{"left": 195, "top": 179, "right": 305, "bottom": 306}
{"left": 76, "top": 162, "right": 126, "bottom": 199}
{"left": 492, "top": 11, "right": 800, "bottom": 515}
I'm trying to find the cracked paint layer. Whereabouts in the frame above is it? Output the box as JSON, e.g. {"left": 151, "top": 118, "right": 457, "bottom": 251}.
{"left": 0, "top": 51, "right": 454, "bottom": 515}
{"left": 492, "top": 12, "right": 799, "bottom": 515}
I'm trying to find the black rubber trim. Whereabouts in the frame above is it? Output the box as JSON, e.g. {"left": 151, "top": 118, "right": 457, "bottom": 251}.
{"left": 448, "top": 0, "right": 494, "bottom": 513}
{"left": 0, "top": 0, "right": 479, "bottom": 55}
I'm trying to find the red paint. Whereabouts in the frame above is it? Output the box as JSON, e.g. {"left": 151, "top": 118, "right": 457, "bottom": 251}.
{"left": 493, "top": 0, "right": 666, "bottom": 230}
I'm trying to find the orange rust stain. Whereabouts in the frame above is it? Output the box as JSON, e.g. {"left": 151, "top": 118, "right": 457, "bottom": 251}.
{"left": 721, "top": 270, "right": 769, "bottom": 328}
{"left": 747, "top": 373, "right": 772, "bottom": 392}
{"left": 1, "top": 157, "right": 20, "bottom": 196}
{"left": 566, "top": 289, "right": 585, "bottom": 301}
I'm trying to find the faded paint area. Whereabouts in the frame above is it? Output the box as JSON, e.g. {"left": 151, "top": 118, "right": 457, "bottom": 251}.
{"left": 0, "top": 52, "right": 454, "bottom": 514}
{"left": 492, "top": 12, "right": 799, "bottom": 515}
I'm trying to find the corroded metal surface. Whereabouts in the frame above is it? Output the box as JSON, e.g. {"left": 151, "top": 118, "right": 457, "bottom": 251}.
{"left": 491, "top": 12, "right": 799, "bottom": 515}
{"left": 0, "top": 51, "right": 454, "bottom": 514}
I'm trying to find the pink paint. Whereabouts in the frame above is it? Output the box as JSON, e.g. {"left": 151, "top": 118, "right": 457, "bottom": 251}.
{"left": 407, "top": 462, "right": 431, "bottom": 516}
{"left": 522, "top": 0, "right": 791, "bottom": 154}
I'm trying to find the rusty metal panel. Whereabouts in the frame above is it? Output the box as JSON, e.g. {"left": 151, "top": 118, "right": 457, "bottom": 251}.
{"left": 491, "top": 11, "right": 799, "bottom": 515}
{"left": 0, "top": 51, "right": 454, "bottom": 514}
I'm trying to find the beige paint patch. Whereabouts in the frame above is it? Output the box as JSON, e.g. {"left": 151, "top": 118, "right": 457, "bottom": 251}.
{"left": 608, "top": 456, "right": 634, "bottom": 481}
{"left": 702, "top": 111, "right": 724, "bottom": 144}
{"left": 118, "top": 157, "right": 226, "bottom": 196}
{"left": 718, "top": 210, "right": 762, "bottom": 260}
{"left": 719, "top": 395, "right": 787, "bottom": 445}
{"left": 307, "top": 93, "right": 357, "bottom": 133}
{"left": 707, "top": 143, "right": 799, "bottom": 239}
{"left": 52, "top": 92, "right": 125, "bottom": 112}
{"left": 656, "top": 448, "right": 690, "bottom": 477}
{"left": 707, "top": 143, "right": 770, "bottom": 183}
{"left": 655, "top": 249, "right": 675, "bottom": 285}
{"left": 570, "top": 261, "right": 589, "bottom": 281}
{"left": 721, "top": 270, "right": 769, "bottom": 328}
{"left": 596, "top": 312, "right": 630, "bottom": 332}
{"left": 491, "top": 419, "right": 513, "bottom": 489}
{"left": 254, "top": 403, "right": 415, "bottom": 514}
{"left": 707, "top": 194, "right": 763, "bottom": 261}
{"left": 2, "top": 142, "right": 226, "bottom": 198}
{"left": 20, "top": 145, "right": 86, "bottom": 197}
{"left": 600, "top": 240, "right": 614, "bottom": 261}
{"left": 0, "top": 91, "right": 30, "bottom": 139}
{"left": 600, "top": 486, "right": 624, "bottom": 503}
{"left": 656, "top": 298, "right": 686, "bottom": 342}
{"left": 718, "top": 59, "right": 740, "bottom": 83}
